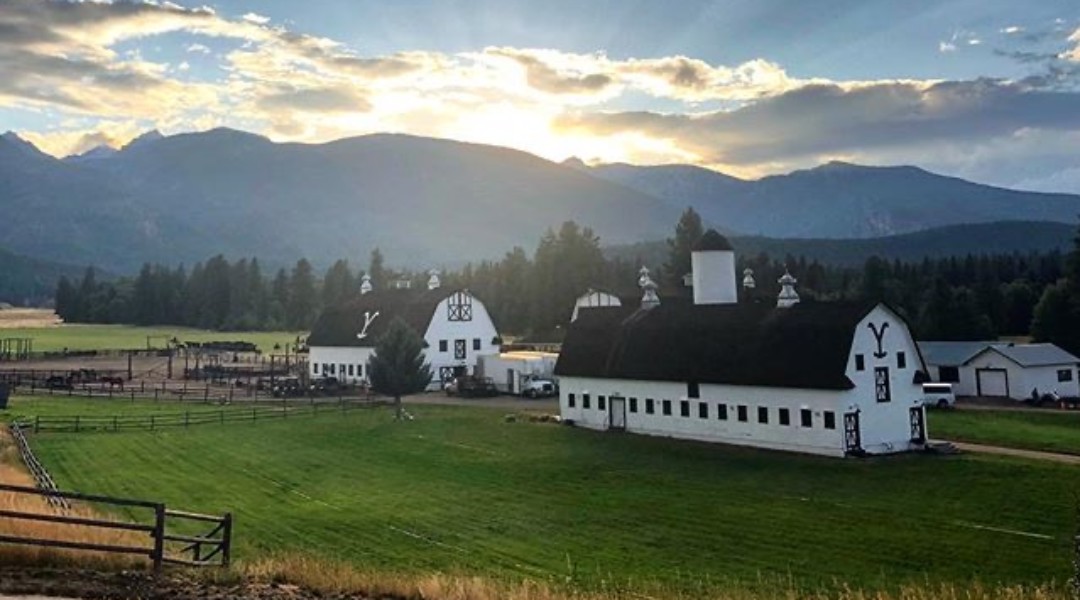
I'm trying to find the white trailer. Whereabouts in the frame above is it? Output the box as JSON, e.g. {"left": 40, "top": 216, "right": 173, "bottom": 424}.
{"left": 479, "top": 351, "right": 559, "bottom": 395}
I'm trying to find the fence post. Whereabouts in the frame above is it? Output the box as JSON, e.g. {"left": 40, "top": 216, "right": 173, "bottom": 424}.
{"left": 74, "top": 416, "right": 80, "bottom": 434}
{"left": 151, "top": 503, "right": 166, "bottom": 572}
{"left": 221, "top": 512, "right": 233, "bottom": 567}
{"left": 113, "top": 416, "right": 118, "bottom": 432}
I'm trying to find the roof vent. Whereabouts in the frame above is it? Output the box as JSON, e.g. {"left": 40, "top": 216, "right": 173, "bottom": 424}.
{"left": 427, "top": 269, "right": 441, "bottom": 290}
{"left": 742, "top": 268, "right": 756, "bottom": 290}
{"left": 360, "top": 274, "right": 373, "bottom": 295}
{"left": 682, "top": 272, "right": 693, "bottom": 288}
{"left": 777, "top": 270, "right": 799, "bottom": 308}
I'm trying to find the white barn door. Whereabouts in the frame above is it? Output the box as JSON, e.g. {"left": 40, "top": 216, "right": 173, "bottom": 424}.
{"left": 977, "top": 369, "right": 1009, "bottom": 397}
{"left": 609, "top": 397, "right": 626, "bottom": 430}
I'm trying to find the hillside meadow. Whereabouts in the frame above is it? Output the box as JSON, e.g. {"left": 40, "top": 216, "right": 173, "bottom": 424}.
{"left": 4, "top": 395, "right": 1075, "bottom": 597}
{"left": 0, "top": 320, "right": 301, "bottom": 353}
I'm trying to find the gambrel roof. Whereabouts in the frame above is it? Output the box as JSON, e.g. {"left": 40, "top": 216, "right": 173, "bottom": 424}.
{"left": 555, "top": 300, "right": 898, "bottom": 390}
{"left": 969, "top": 343, "right": 1080, "bottom": 368}
{"left": 308, "top": 288, "right": 473, "bottom": 348}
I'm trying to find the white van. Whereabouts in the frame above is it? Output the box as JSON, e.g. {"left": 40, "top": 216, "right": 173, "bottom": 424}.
{"left": 922, "top": 383, "right": 956, "bottom": 408}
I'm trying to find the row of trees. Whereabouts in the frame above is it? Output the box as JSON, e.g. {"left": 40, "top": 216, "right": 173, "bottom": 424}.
{"left": 54, "top": 210, "right": 1080, "bottom": 353}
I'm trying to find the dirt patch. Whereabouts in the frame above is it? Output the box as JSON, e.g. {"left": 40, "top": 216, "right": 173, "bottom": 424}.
{"left": 945, "top": 441, "right": 1080, "bottom": 464}
{"left": 0, "top": 310, "right": 62, "bottom": 330}
{"left": 0, "top": 568, "right": 377, "bottom": 600}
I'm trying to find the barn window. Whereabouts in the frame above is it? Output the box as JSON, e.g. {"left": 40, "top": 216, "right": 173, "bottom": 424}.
{"left": 629, "top": 397, "right": 638, "bottom": 413}
{"left": 348, "top": 364, "right": 354, "bottom": 376}
{"left": 662, "top": 400, "right": 672, "bottom": 416}
{"left": 313, "top": 363, "right": 319, "bottom": 374}
{"left": 800, "top": 409, "right": 812, "bottom": 427}
{"left": 737, "top": 405, "right": 748, "bottom": 422}
{"left": 717, "top": 404, "right": 728, "bottom": 420}
{"left": 698, "top": 402, "right": 708, "bottom": 419}
{"left": 855, "top": 354, "right": 865, "bottom": 371}
{"left": 1058, "top": 369, "right": 1074, "bottom": 382}
{"left": 897, "top": 352, "right": 907, "bottom": 369}
{"left": 328, "top": 364, "right": 336, "bottom": 375}
{"left": 439, "top": 340, "right": 448, "bottom": 352}
{"left": 357, "top": 364, "right": 364, "bottom": 378}
{"left": 680, "top": 400, "right": 690, "bottom": 417}
{"left": 598, "top": 395, "right": 607, "bottom": 411}
{"left": 939, "top": 366, "right": 960, "bottom": 382}
{"left": 687, "top": 382, "right": 700, "bottom": 398}
{"left": 757, "top": 406, "right": 768, "bottom": 424}
{"left": 473, "top": 338, "right": 481, "bottom": 351}
{"left": 779, "top": 408, "right": 790, "bottom": 426}
{"left": 322, "top": 363, "right": 330, "bottom": 374}
{"left": 568, "top": 393, "right": 576, "bottom": 408}
{"left": 454, "top": 339, "right": 466, "bottom": 360}
{"left": 824, "top": 411, "right": 836, "bottom": 429}
{"left": 447, "top": 291, "right": 473, "bottom": 321}
{"left": 645, "top": 398, "right": 655, "bottom": 414}
{"left": 583, "top": 394, "right": 591, "bottom": 409}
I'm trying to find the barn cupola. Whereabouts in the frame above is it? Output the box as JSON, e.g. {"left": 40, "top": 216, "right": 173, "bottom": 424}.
{"left": 427, "top": 269, "right": 441, "bottom": 290}
{"left": 691, "top": 229, "right": 737, "bottom": 305}
{"left": 641, "top": 276, "right": 661, "bottom": 310}
{"left": 777, "top": 270, "right": 800, "bottom": 308}
{"left": 360, "top": 274, "right": 373, "bottom": 295}
{"left": 742, "top": 268, "right": 756, "bottom": 291}
{"left": 637, "top": 265, "right": 651, "bottom": 288}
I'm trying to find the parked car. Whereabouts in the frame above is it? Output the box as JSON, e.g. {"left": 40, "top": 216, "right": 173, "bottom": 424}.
{"left": 921, "top": 383, "right": 955, "bottom": 408}
{"left": 310, "top": 376, "right": 342, "bottom": 395}
{"left": 520, "top": 376, "right": 558, "bottom": 398}
{"left": 44, "top": 375, "right": 72, "bottom": 390}
{"left": 272, "top": 377, "right": 304, "bottom": 397}
{"left": 446, "top": 375, "right": 499, "bottom": 398}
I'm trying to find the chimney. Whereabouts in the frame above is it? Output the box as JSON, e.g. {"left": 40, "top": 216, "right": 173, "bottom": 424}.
{"left": 691, "top": 229, "right": 737, "bottom": 305}
{"left": 427, "top": 269, "right": 441, "bottom": 290}
{"left": 777, "top": 270, "right": 800, "bottom": 308}
{"left": 360, "top": 274, "right": 373, "bottom": 295}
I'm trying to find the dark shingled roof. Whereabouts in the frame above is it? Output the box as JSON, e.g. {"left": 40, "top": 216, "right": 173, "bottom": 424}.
{"left": 692, "top": 229, "right": 733, "bottom": 252}
{"left": 555, "top": 300, "right": 883, "bottom": 390}
{"left": 308, "top": 288, "right": 461, "bottom": 348}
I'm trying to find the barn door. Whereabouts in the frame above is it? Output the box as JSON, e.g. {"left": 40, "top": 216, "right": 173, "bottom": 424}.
{"left": 454, "top": 339, "right": 466, "bottom": 360}
{"left": 843, "top": 412, "right": 862, "bottom": 454}
{"left": 909, "top": 407, "right": 926, "bottom": 443}
{"left": 609, "top": 396, "right": 626, "bottom": 430}
{"left": 874, "top": 367, "right": 891, "bottom": 403}
{"left": 438, "top": 367, "right": 456, "bottom": 384}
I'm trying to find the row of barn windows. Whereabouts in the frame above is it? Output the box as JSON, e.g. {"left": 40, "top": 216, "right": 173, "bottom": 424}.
{"left": 313, "top": 363, "right": 365, "bottom": 378}
{"left": 437, "top": 339, "right": 483, "bottom": 353}
{"left": 566, "top": 394, "right": 837, "bottom": 429}
{"left": 854, "top": 351, "right": 906, "bottom": 371}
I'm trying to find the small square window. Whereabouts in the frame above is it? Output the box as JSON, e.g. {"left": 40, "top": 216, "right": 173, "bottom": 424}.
{"left": 313, "top": 363, "right": 319, "bottom": 374}
{"left": 855, "top": 354, "right": 865, "bottom": 371}
{"left": 897, "top": 352, "right": 907, "bottom": 369}
{"left": 824, "top": 411, "right": 836, "bottom": 430}
{"left": 358, "top": 364, "right": 364, "bottom": 377}
{"left": 757, "top": 406, "right": 769, "bottom": 424}
{"left": 717, "top": 404, "right": 728, "bottom": 420}
{"left": 687, "top": 382, "right": 700, "bottom": 399}
{"left": 800, "top": 408, "right": 812, "bottom": 428}
{"left": 737, "top": 405, "right": 748, "bottom": 422}
{"left": 629, "top": 398, "right": 638, "bottom": 413}
{"left": 598, "top": 395, "right": 607, "bottom": 411}
{"left": 329, "top": 364, "right": 336, "bottom": 375}
{"left": 568, "top": 393, "right": 576, "bottom": 408}
{"left": 348, "top": 364, "right": 355, "bottom": 376}
{"left": 680, "top": 400, "right": 690, "bottom": 417}
{"left": 473, "top": 338, "right": 481, "bottom": 351}
{"left": 698, "top": 402, "right": 708, "bottom": 419}
{"left": 645, "top": 398, "right": 655, "bottom": 414}
{"left": 779, "top": 408, "right": 790, "bottom": 426}
{"left": 439, "top": 340, "right": 448, "bottom": 352}
{"left": 1058, "top": 369, "right": 1074, "bottom": 383}
{"left": 662, "top": 400, "right": 672, "bottom": 416}
{"left": 583, "top": 394, "right": 591, "bottom": 409}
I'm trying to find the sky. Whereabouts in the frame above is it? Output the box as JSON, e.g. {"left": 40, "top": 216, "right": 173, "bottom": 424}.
{"left": 3, "top": 0, "right": 1080, "bottom": 191}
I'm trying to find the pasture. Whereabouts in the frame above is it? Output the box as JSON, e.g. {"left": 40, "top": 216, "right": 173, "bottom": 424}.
{"left": 0, "top": 322, "right": 300, "bottom": 353}
{"left": 7, "top": 395, "right": 1076, "bottom": 595}
{"left": 930, "top": 408, "right": 1080, "bottom": 455}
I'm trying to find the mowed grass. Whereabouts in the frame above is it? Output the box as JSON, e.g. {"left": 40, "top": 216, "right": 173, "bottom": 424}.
{"left": 0, "top": 323, "right": 301, "bottom": 353}
{"left": 19, "top": 400, "right": 1077, "bottom": 594}
{"left": 0, "top": 394, "right": 258, "bottom": 421}
{"left": 931, "top": 408, "right": 1080, "bottom": 455}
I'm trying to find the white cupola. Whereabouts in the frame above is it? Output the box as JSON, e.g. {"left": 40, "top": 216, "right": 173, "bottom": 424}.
{"left": 360, "top": 274, "right": 373, "bottom": 295}
{"left": 742, "top": 268, "right": 756, "bottom": 290}
{"left": 641, "top": 276, "right": 661, "bottom": 310}
{"left": 427, "top": 269, "right": 441, "bottom": 290}
{"left": 777, "top": 270, "right": 800, "bottom": 308}
{"left": 691, "top": 229, "right": 737, "bottom": 305}
{"left": 638, "top": 265, "right": 651, "bottom": 288}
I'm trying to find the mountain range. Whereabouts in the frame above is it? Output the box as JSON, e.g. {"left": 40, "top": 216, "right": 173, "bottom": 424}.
{"left": 1, "top": 127, "right": 1078, "bottom": 275}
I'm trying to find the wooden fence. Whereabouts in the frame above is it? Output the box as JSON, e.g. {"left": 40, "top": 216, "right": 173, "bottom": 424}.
{"left": 0, "top": 483, "right": 231, "bottom": 570}
{"left": 8, "top": 423, "right": 69, "bottom": 511}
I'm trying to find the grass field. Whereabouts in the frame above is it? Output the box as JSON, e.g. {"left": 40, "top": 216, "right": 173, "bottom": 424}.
{"left": 8, "top": 395, "right": 1076, "bottom": 595}
{"left": 0, "top": 323, "right": 302, "bottom": 353}
{"left": 931, "top": 408, "right": 1080, "bottom": 455}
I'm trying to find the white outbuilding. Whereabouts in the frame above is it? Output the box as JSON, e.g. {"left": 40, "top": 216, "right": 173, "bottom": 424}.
{"left": 307, "top": 273, "right": 501, "bottom": 390}
{"left": 554, "top": 230, "right": 931, "bottom": 458}
{"left": 919, "top": 341, "right": 1079, "bottom": 400}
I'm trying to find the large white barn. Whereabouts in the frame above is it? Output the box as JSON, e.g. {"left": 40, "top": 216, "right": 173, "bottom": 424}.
{"left": 307, "top": 273, "right": 501, "bottom": 390}
{"left": 555, "top": 230, "right": 931, "bottom": 458}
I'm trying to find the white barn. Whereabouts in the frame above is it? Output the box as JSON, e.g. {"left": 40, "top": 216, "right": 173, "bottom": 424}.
{"left": 307, "top": 274, "right": 501, "bottom": 390}
{"left": 555, "top": 230, "right": 931, "bottom": 458}
{"left": 570, "top": 288, "right": 623, "bottom": 322}
{"left": 919, "top": 341, "right": 1079, "bottom": 400}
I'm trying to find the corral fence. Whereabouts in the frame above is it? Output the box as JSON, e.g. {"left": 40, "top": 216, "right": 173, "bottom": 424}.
{"left": 14, "top": 397, "right": 388, "bottom": 434}
{"left": 0, "top": 482, "right": 231, "bottom": 570}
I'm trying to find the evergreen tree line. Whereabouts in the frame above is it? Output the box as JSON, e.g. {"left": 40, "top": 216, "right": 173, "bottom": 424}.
{"left": 54, "top": 211, "right": 1080, "bottom": 354}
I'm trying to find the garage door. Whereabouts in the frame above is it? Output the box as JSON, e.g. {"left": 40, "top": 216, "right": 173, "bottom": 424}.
{"left": 977, "top": 369, "right": 1009, "bottom": 397}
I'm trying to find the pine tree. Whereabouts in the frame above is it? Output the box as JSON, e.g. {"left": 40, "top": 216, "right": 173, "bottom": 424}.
{"left": 665, "top": 207, "right": 704, "bottom": 287}
{"left": 368, "top": 248, "right": 386, "bottom": 288}
{"left": 367, "top": 317, "right": 432, "bottom": 420}
{"left": 286, "top": 259, "right": 318, "bottom": 330}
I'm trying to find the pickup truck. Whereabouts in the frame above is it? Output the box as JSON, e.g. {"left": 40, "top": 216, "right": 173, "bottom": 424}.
{"left": 521, "top": 376, "right": 558, "bottom": 398}
{"left": 445, "top": 375, "right": 500, "bottom": 398}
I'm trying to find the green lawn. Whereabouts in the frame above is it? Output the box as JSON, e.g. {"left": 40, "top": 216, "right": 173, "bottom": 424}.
{"left": 13, "top": 399, "right": 1076, "bottom": 594}
{"left": 931, "top": 408, "right": 1080, "bottom": 455}
{"left": 1, "top": 324, "right": 301, "bottom": 353}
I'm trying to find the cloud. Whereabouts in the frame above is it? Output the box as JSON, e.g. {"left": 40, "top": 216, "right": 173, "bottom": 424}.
{"left": 242, "top": 12, "right": 270, "bottom": 25}
{"left": 939, "top": 41, "right": 956, "bottom": 53}
{"left": 255, "top": 85, "right": 371, "bottom": 113}
{"left": 186, "top": 42, "right": 210, "bottom": 54}
{"left": 1063, "top": 27, "right": 1080, "bottom": 61}
{"left": 1000, "top": 26, "right": 1024, "bottom": 35}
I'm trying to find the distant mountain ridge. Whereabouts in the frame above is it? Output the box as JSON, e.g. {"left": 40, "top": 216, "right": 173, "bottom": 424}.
{"left": 1, "top": 128, "right": 1078, "bottom": 274}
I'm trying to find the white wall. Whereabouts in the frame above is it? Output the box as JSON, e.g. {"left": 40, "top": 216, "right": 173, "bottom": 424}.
{"left": 480, "top": 353, "right": 558, "bottom": 393}
{"left": 308, "top": 346, "right": 375, "bottom": 384}
{"left": 965, "top": 349, "right": 1080, "bottom": 399}
{"left": 691, "top": 250, "right": 737, "bottom": 305}
{"left": 422, "top": 293, "right": 501, "bottom": 389}
{"left": 571, "top": 291, "right": 622, "bottom": 322}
